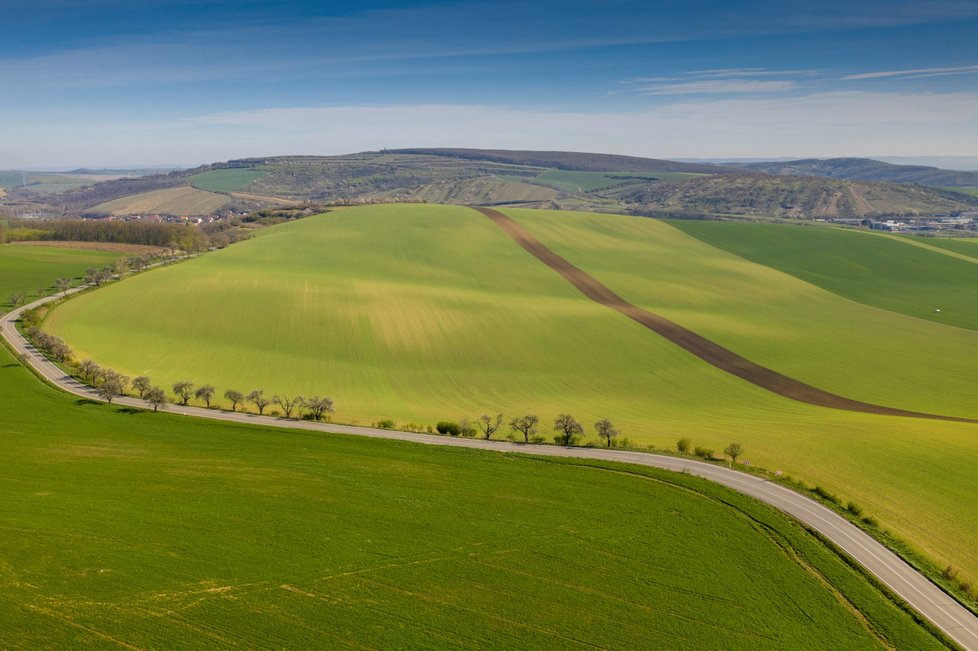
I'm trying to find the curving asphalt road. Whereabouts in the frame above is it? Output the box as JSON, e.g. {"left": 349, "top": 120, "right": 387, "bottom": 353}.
{"left": 4, "top": 290, "right": 978, "bottom": 650}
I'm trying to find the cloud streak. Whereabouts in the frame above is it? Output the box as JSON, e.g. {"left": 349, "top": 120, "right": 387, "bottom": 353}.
{"left": 843, "top": 64, "right": 978, "bottom": 80}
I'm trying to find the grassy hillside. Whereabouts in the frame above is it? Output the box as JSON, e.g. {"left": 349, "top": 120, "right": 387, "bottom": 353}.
{"left": 733, "top": 158, "right": 978, "bottom": 187}
{"left": 411, "top": 176, "right": 558, "bottom": 204}
{"left": 188, "top": 168, "right": 266, "bottom": 192}
{"left": 623, "top": 174, "right": 978, "bottom": 218}
{"left": 669, "top": 220, "right": 978, "bottom": 330}
{"left": 390, "top": 148, "right": 727, "bottom": 173}
{"left": 43, "top": 205, "right": 978, "bottom": 584}
{"left": 919, "top": 236, "right": 978, "bottom": 259}
{"left": 0, "top": 245, "right": 117, "bottom": 301}
{"left": 1, "top": 247, "right": 942, "bottom": 649}
{"left": 92, "top": 186, "right": 230, "bottom": 216}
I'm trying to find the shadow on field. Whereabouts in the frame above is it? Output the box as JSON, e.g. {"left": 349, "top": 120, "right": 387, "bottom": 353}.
{"left": 1, "top": 363, "right": 17, "bottom": 368}
{"left": 74, "top": 398, "right": 101, "bottom": 407}
{"left": 115, "top": 407, "right": 143, "bottom": 415}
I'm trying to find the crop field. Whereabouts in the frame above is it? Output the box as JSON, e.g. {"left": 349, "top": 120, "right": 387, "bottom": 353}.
{"left": 92, "top": 186, "right": 229, "bottom": 215}
{"left": 42, "top": 204, "right": 978, "bottom": 583}
{"left": 668, "top": 220, "right": 978, "bottom": 330}
{"left": 188, "top": 168, "right": 267, "bottom": 192}
{"left": 2, "top": 253, "right": 944, "bottom": 648}
{"left": 412, "top": 176, "right": 558, "bottom": 204}
{"left": 918, "top": 236, "right": 978, "bottom": 260}
{"left": 0, "top": 351, "right": 944, "bottom": 648}
{"left": 0, "top": 245, "right": 117, "bottom": 302}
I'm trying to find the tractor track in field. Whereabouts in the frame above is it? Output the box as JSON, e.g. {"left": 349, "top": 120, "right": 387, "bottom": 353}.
{"left": 474, "top": 206, "right": 978, "bottom": 425}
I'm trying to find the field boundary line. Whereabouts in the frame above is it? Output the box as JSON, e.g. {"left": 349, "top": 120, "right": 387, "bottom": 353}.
{"left": 474, "top": 206, "right": 978, "bottom": 424}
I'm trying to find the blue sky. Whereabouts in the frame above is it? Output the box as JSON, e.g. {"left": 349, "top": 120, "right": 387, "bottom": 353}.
{"left": 3, "top": 0, "right": 977, "bottom": 167}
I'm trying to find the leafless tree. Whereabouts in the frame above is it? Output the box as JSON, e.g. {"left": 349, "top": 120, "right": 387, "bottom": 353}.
{"left": 509, "top": 414, "right": 539, "bottom": 443}
{"left": 194, "top": 384, "right": 215, "bottom": 408}
{"left": 477, "top": 413, "right": 503, "bottom": 440}
{"left": 247, "top": 389, "right": 269, "bottom": 414}
{"left": 96, "top": 370, "right": 129, "bottom": 404}
{"left": 304, "top": 396, "right": 335, "bottom": 421}
{"left": 594, "top": 419, "right": 619, "bottom": 448}
{"left": 553, "top": 414, "right": 583, "bottom": 446}
{"left": 145, "top": 386, "right": 167, "bottom": 411}
{"left": 78, "top": 359, "right": 101, "bottom": 384}
{"left": 133, "top": 376, "right": 151, "bottom": 398}
{"left": 8, "top": 291, "right": 26, "bottom": 308}
{"left": 273, "top": 394, "right": 304, "bottom": 419}
{"left": 56, "top": 278, "right": 71, "bottom": 297}
{"left": 172, "top": 381, "right": 194, "bottom": 405}
{"left": 224, "top": 389, "right": 244, "bottom": 411}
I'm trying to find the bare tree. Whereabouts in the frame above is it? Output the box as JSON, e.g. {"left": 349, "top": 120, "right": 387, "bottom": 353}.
{"left": 194, "top": 384, "right": 215, "bottom": 408}
{"left": 458, "top": 416, "right": 476, "bottom": 438}
{"left": 8, "top": 291, "right": 26, "bottom": 308}
{"left": 724, "top": 442, "right": 744, "bottom": 466}
{"left": 477, "top": 413, "right": 503, "bottom": 439}
{"left": 304, "top": 396, "right": 335, "bottom": 421}
{"left": 273, "top": 394, "right": 304, "bottom": 419}
{"left": 77, "top": 359, "right": 102, "bottom": 385}
{"left": 509, "top": 414, "right": 539, "bottom": 443}
{"left": 84, "top": 268, "right": 99, "bottom": 286}
{"left": 96, "top": 370, "right": 129, "bottom": 404}
{"left": 114, "top": 257, "right": 129, "bottom": 276}
{"left": 56, "top": 278, "right": 71, "bottom": 297}
{"left": 594, "top": 419, "right": 619, "bottom": 448}
{"left": 145, "top": 386, "right": 167, "bottom": 412}
{"left": 553, "top": 414, "right": 584, "bottom": 446}
{"left": 224, "top": 389, "right": 244, "bottom": 412}
{"left": 247, "top": 389, "right": 269, "bottom": 414}
{"left": 172, "top": 381, "right": 194, "bottom": 405}
{"left": 133, "top": 376, "right": 151, "bottom": 398}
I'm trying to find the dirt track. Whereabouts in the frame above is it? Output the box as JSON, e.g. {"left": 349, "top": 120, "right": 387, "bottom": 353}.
{"left": 475, "top": 207, "right": 978, "bottom": 424}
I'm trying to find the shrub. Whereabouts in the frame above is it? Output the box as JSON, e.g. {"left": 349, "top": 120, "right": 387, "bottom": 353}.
{"left": 373, "top": 419, "right": 395, "bottom": 430}
{"left": 846, "top": 502, "right": 863, "bottom": 517}
{"left": 693, "top": 446, "right": 714, "bottom": 460}
{"left": 677, "top": 437, "right": 691, "bottom": 453}
{"left": 436, "top": 421, "right": 461, "bottom": 436}
{"left": 862, "top": 515, "right": 878, "bottom": 527}
{"left": 813, "top": 486, "right": 840, "bottom": 504}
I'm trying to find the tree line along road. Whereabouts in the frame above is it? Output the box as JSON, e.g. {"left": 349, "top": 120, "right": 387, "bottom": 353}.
{"left": 3, "top": 290, "right": 978, "bottom": 651}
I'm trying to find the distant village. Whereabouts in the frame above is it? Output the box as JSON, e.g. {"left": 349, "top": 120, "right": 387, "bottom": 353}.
{"left": 823, "top": 211, "right": 978, "bottom": 234}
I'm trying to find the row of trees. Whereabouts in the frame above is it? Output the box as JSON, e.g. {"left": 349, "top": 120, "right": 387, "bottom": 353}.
{"left": 163, "top": 381, "right": 335, "bottom": 421}
{"left": 677, "top": 437, "right": 744, "bottom": 464}
{"left": 436, "top": 413, "right": 622, "bottom": 447}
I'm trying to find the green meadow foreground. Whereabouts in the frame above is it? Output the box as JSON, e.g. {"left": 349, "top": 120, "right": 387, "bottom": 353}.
{"left": 43, "top": 205, "right": 978, "bottom": 587}
{"left": 1, "top": 250, "right": 946, "bottom": 648}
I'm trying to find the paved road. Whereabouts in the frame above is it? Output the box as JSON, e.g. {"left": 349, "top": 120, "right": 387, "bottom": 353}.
{"left": 4, "top": 291, "right": 978, "bottom": 650}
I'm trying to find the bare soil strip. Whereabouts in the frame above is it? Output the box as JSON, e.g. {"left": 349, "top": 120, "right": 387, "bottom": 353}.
{"left": 474, "top": 207, "right": 978, "bottom": 424}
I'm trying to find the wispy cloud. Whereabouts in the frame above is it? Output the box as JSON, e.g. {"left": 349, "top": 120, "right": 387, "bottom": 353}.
{"left": 637, "top": 80, "right": 797, "bottom": 95}
{"left": 843, "top": 64, "right": 978, "bottom": 80}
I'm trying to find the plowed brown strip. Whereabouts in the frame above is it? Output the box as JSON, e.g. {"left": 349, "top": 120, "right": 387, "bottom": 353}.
{"left": 474, "top": 207, "right": 978, "bottom": 424}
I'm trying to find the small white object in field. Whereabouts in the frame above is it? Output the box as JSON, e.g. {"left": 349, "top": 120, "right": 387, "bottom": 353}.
{"left": 935, "top": 308, "right": 942, "bottom": 312}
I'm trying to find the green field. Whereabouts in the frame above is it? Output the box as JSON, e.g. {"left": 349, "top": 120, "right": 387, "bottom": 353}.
{"left": 0, "top": 245, "right": 117, "bottom": 303}
{"left": 92, "top": 186, "right": 230, "bottom": 216}
{"left": 188, "top": 168, "right": 267, "bottom": 192}
{"left": 42, "top": 205, "right": 978, "bottom": 585}
{"left": 1, "top": 246, "right": 943, "bottom": 648}
{"left": 916, "top": 236, "right": 978, "bottom": 260}
{"left": 668, "top": 220, "right": 978, "bottom": 330}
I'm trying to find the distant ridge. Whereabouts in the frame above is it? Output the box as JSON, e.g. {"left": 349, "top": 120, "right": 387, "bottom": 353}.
{"left": 390, "top": 148, "right": 731, "bottom": 174}
{"left": 728, "top": 157, "right": 978, "bottom": 187}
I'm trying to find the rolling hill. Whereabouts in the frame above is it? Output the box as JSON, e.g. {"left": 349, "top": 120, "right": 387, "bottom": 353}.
{"left": 19, "top": 150, "right": 978, "bottom": 219}
{"left": 1, "top": 242, "right": 947, "bottom": 649}
{"left": 730, "top": 158, "right": 978, "bottom": 187}
{"left": 43, "top": 204, "right": 978, "bottom": 589}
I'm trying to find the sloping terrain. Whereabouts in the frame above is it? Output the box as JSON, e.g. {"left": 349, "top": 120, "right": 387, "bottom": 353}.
{"left": 92, "top": 186, "right": 230, "bottom": 216}
{"left": 43, "top": 204, "right": 978, "bottom": 585}
{"left": 622, "top": 173, "right": 977, "bottom": 218}
{"left": 2, "top": 243, "right": 946, "bottom": 649}
{"left": 391, "top": 148, "right": 728, "bottom": 173}
{"left": 733, "top": 158, "right": 978, "bottom": 187}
